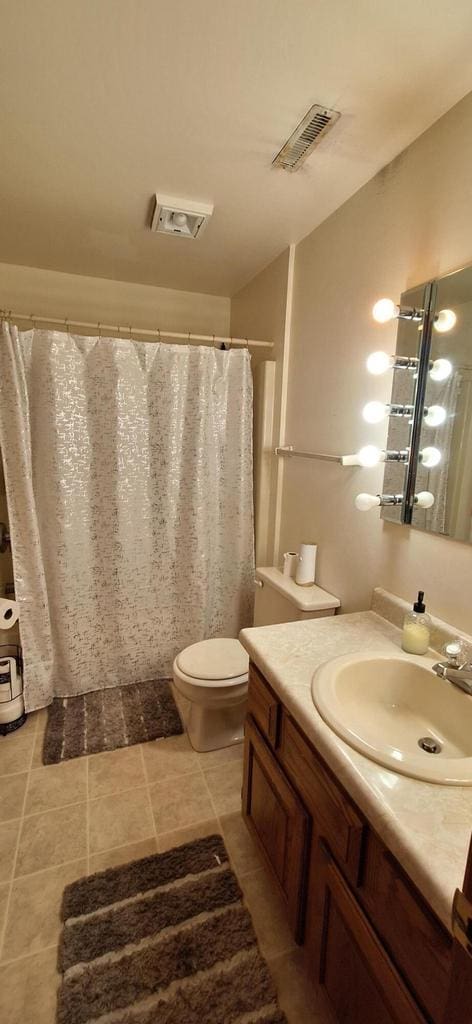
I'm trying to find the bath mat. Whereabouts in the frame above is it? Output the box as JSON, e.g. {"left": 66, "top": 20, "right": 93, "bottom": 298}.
{"left": 42, "top": 678, "right": 183, "bottom": 764}
{"left": 56, "top": 834, "right": 288, "bottom": 1024}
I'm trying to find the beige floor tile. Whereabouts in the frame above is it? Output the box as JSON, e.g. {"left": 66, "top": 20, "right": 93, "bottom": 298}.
{"left": 2, "top": 858, "right": 86, "bottom": 961}
{"left": 0, "top": 946, "right": 59, "bottom": 1024}
{"left": 89, "top": 837, "right": 158, "bottom": 874}
{"left": 0, "top": 772, "right": 28, "bottom": 823}
{"left": 15, "top": 802, "right": 87, "bottom": 877}
{"left": 88, "top": 746, "right": 145, "bottom": 799}
{"left": 196, "top": 741, "right": 243, "bottom": 770}
{"left": 0, "top": 821, "right": 20, "bottom": 883}
{"left": 0, "top": 882, "right": 9, "bottom": 939}
{"left": 150, "top": 771, "right": 214, "bottom": 835}
{"left": 220, "top": 811, "right": 263, "bottom": 876}
{"left": 156, "top": 817, "right": 220, "bottom": 852}
{"left": 88, "top": 787, "right": 154, "bottom": 854}
{"left": 24, "top": 759, "right": 87, "bottom": 816}
{"left": 268, "top": 949, "right": 334, "bottom": 1024}
{"left": 142, "top": 733, "right": 200, "bottom": 783}
{"left": 0, "top": 735, "right": 34, "bottom": 776}
{"left": 239, "top": 868, "right": 295, "bottom": 959}
{"left": 203, "top": 759, "right": 243, "bottom": 815}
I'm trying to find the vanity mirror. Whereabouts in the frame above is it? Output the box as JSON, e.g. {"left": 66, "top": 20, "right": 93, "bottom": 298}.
{"left": 372, "top": 263, "right": 472, "bottom": 541}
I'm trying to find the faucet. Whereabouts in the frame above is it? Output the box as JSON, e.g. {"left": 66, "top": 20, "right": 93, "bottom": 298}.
{"left": 432, "top": 640, "right": 472, "bottom": 696}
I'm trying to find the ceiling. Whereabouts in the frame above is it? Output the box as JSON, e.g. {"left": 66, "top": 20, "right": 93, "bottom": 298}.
{"left": 2, "top": 1, "right": 472, "bottom": 298}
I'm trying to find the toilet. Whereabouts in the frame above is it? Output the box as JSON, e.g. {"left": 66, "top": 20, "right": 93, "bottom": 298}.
{"left": 173, "top": 567, "right": 340, "bottom": 752}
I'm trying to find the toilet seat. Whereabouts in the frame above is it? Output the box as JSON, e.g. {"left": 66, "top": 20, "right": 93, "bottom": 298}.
{"left": 175, "top": 638, "right": 248, "bottom": 685}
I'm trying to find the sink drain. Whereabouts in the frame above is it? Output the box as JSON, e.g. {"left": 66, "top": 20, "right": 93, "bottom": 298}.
{"left": 418, "top": 736, "right": 442, "bottom": 754}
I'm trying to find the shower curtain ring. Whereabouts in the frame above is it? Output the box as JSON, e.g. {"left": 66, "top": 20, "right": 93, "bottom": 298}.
{"left": 65, "top": 318, "right": 70, "bottom": 336}
{"left": 245, "top": 337, "right": 249, "bottom": 350}
{"left": 157, "top": 328, "right": 161, "bottom": 343}
{"left": 129, "top": 325, "right": 132, "bottom": 340}
{"left": 97, "top": 322, "right": 101, "bottom": 338}
{"left": 30, "top": 313, "right": 37, "bottom": 330}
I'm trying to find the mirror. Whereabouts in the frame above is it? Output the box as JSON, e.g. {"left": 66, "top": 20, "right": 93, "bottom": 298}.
{"left": 382, "top": 264, "right": 472, "bottom": 542}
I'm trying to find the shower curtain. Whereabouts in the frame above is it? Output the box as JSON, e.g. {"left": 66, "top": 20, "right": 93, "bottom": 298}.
{"left": 0, "top": 323, "right": 254, "bottom": 712}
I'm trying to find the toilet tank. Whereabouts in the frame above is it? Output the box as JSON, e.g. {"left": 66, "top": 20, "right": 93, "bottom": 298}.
{"left": 253, "top": 566, "right": 340, "bottom": 626}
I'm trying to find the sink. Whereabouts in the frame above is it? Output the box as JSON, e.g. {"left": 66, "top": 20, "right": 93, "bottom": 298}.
{"left": 312, "top": 652, "right": 472, "bottom": 785}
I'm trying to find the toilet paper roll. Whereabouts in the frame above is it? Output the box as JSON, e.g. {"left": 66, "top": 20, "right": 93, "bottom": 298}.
{"left": 282, "top": 552, "right": 299, "bottom": 577}
{"left": 295, "top": 543, "right": 317, "bottom": 587}
{"left": 0, "top": 599, "right": 19, "bottom": 629}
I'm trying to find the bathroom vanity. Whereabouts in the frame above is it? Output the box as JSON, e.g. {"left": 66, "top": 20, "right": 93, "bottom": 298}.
{"left": 240, "top": 602, "right": 472, "bottom": 1024}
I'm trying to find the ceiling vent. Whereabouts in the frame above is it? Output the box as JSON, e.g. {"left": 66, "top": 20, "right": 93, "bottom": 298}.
{"left": 272, "top": 104, "right": 341, "bottom": 172}
{"left": 150, "top": 194, "right": 214, "bottom": 239}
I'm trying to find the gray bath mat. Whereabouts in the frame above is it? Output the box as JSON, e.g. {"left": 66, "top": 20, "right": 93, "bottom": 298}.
{"left": 56, "top": 834, "right": 287, "bottom": 1024}
{"left": 42, "top": 678, "right": 183, "bottom": 764}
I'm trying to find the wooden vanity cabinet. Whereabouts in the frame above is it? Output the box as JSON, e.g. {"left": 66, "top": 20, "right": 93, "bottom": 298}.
{"left": 243, "top": 661, "right": 455, "bottom": 1024}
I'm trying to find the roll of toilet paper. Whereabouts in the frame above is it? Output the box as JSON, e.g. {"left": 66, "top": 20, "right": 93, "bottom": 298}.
{"left": 282, "top": 552, "right": 299, "bottom": 577}
{"left": 295, "top": 543, "right": 317, "bottom": 587}
{"left": 0, "top": 599, "right": 19, "bottom": 629}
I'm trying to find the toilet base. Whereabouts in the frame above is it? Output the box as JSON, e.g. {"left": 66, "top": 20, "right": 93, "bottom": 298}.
{"left": 186, "top": 699, "right": 246, "bottom": 752}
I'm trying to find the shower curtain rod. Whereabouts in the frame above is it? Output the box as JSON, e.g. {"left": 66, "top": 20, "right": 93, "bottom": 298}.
{"left": 1, "top": 311, "right": 274, "bottom": 350}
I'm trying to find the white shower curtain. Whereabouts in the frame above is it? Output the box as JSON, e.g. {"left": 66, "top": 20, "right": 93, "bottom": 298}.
{"left": 0, "top": 323, "right": 254, "bottom": 712}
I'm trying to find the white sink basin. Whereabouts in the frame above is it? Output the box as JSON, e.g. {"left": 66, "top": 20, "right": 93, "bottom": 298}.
{"left": 312, "top": 652, "right": 472, "bottom": 785}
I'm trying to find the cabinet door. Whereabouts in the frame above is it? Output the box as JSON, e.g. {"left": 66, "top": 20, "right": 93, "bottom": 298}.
{"left": 312, "top": 842, "right": 426, "bottom": 1024}
{"left": 242, "top": 714, "right": 309, "bottom": 941}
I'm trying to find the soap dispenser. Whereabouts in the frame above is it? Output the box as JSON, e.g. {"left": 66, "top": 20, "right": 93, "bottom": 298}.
{"left": 402, "top": 591, "right": 431, "bottom": 655}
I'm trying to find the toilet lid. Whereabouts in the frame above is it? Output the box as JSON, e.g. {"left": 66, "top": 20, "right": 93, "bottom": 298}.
{"left": 176, "top": 638, "right": 249, "bottom": 681}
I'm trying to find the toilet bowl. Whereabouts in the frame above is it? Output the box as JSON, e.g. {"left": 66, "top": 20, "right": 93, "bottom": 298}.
{"left": 172, "top": 638, "right": 249, "bottom": 752}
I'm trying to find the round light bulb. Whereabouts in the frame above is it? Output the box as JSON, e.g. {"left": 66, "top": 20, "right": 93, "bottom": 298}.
{"left": 355, "top": 493, "right": 381, "bottom": 511}
{"left": 430, "top": 358, "right": 452, "bottom": 382}
{"left": 362, "top": 401, "right": 388, "bottom": 424}
{"left": 416, "top": 491, "right": 435, "bottom": 509}
{"left": 358, "top": 445, "right": 383, "bottom": 467}
{"left": 424, "top": 404, "right": 446, "bottom": 427}
{"left": 434, "top": 309, "right": 456, "bottom": 333}
{"left": 173, "top": 212, "right": 188, "bottom": 228}
{"left": 372, "top": 298, "right": 398, "bottom": 323}
{"left": 366, "top": 351, "right": 394, "bottom": 375}
{"left": 420, "top": 446, "right": 441, "bottom": 469}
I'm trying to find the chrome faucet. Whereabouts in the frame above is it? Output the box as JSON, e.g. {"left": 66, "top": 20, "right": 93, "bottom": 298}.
{"left": 432, "top": 640, "right": 472, "bottom": 696}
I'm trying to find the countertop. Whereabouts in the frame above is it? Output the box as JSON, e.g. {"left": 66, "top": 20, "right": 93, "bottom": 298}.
{"left": 240, "top": 609, "right": 472, "bottom": 932}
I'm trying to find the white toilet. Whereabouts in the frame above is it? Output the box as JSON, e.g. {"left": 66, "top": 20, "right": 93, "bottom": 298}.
{"left": 173, "top": 567, "right": 340, "bottom": 752}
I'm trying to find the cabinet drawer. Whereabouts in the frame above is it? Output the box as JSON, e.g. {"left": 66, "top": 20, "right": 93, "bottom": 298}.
{"left": 312, "top": 842, "right": 427, "bottom": 1024}
{"left": 247, "top": 662, "right": 280, "bottom": 747}
{"left": 359, "top": 831, "right": 452, "bottom": 1023}
{"left": 242, "top": 714, "right": 309, "bottom": 941}
{"left": 279, "top": 712, "right": 364, "bottom": 884}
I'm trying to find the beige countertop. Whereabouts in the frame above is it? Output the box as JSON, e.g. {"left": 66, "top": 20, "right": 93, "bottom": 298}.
{"left": 240, "top": 608, "right": 472, "bottom": 932}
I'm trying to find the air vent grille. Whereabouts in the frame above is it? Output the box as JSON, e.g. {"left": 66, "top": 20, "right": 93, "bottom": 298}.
{"left": 272, "top": 104, "right": 340, "bottom": 172}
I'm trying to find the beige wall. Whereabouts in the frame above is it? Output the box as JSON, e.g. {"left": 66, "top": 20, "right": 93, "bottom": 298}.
{"left": 279, "top": 90, "right": 472, "bottom": 631}
{"left": 231, "top": 247, "right": 293, "bottom": 565}
{"left": 0, "top": 263, "right": 230, "bottom": 337}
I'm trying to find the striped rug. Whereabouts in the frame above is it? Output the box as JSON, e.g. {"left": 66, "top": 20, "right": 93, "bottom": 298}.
{"left": 43, "top": 679, "right": 183, "bottom": 764}
{"left": 56, "top": 834, "right": 287, "bottom": 1024}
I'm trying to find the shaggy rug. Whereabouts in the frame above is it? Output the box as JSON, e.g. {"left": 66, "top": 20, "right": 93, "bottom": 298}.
{"left": 56, "top": 834, "right": 288, "bottom": 1024}
{"left": 42, "top": 679, "right": 183, "bottom": 764}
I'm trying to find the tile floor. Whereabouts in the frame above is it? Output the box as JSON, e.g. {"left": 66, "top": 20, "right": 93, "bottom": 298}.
{"left": 0, "top": 697, "right": 334, "bottom": 1024}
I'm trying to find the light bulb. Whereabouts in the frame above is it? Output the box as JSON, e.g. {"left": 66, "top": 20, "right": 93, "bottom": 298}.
{"left": 420, "top": 446, "right": 441, "bottom": 469}
{"left": 355, "top": 493, "right": 381, "bottom": 511}
{"left": 357, "top": 445, "right": 384, "bottom": 467}
{"left": 430, "top": 358, "right": 452, "bottom": 382}
{"left": 416, "top": 491, "right": 435, "bottom": 509}
{"left": 173, "top": 212, "right": 188, "bottom": 228}
{"left": 366, "top": 351, "right": 394, "bottom": 375}
{"left": 372, "top": 298, "right": 398, "bottom": 323}
{"left": 424, "top": 404, "right": 446, "bottom": 427}
{"left": 362, "top": 401, "right": 388, "bottom": 424}
{"left": 434, "top": 309, "right": 456, "bottom": 333}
